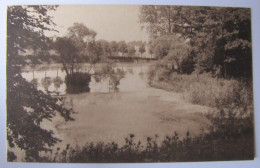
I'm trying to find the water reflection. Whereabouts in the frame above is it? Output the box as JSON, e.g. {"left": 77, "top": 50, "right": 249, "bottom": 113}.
{"left": 30, "top": 78, "right": 38, "bottom": 88}
{"left": 22, "top": 63, "right": 150, "bottom": 94}
{"left": 41, "top": 77, "right": 52, "bottom": 91}
{"left": 127, "top": 68, "right": 134, "bottom": 75}
{"left": 65, "top": 82, "right": 90, "bottom": 94}
{"left": 52, "top": 77, "right": 63, "bottom": 90}
{"left": 21, "top": 63, "right": 211, "bottom": 151}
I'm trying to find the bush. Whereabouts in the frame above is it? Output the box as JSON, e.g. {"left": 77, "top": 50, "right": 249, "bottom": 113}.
{"left": 148, "top": 66, "right": 253, "bottom": 110}
{"left": 65, "top": 72, "right": 91, "bottom": 94}
{"left": 41, "top": 125, "right": 254, "bottom": 163}
{"left": 146, "top": 64, "right": 254, "bottom": 162}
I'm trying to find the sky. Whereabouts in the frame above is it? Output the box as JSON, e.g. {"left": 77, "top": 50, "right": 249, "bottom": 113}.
{"left": 47, "top": 5, "right": 149, "bottom": 43}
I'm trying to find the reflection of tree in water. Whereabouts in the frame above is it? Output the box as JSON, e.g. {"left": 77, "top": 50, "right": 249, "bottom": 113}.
{"left": 127, "top": 67, "right": 134, "bottom": 75}
{"left": 93, "top": 64, "right": 126, "bottom": 92}
{"left": 65, "top": 73, "right": 91, "bottom": 94}
{"left": 52, "top": 77, "right": 63, "bottom": 90}
{"left": 139, "top": 65, "right": 144, "bottom": 79}
{"left": 30, "top": 78, "right": 38, "bottom": 88}
{"left": 139, "top": 71, "right": 144, "bottom": 79}
{"left": 108, "top": 68, "right": 125, "bottom": 92}
{"left": 41, "top": 77, "right": 52, "bottom": 91}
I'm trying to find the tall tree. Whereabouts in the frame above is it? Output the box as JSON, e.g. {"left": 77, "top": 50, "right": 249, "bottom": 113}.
{"left": 127, "top": 45, "right": 136, "bottom": 57}
{"left": 118, "top": 41, "right": 128, "bottom": 57}
{"left": 96, "top": 39, "right": 112, "bottom": 58}
{"left": 139, "top": 44, "right": 146, "bottom": 58}
{"left": 67, "top": 23, "right": 96, "bottom": 44}
{"left": 139, "top": 5, "right": 176, "bottom": 38}
{"left": 7, "top": 5, "right": 74, "bottom": 161}
{"left": 150, "top": 34, "right": 191, "bottom": 73}
{"left": 140, "top": 5, "right": 252, "bottom": 78}
{"left": 67, "top": 23, "right": 97, "bottom": 63}
{"left": 55, "top": 37, "right": 79, "bottom": 75}
{"left": 110, "top": 41, "right": 118, "bottom": 56}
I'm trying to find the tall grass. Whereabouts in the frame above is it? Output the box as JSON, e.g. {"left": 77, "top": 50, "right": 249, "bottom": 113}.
{"left": 39, "top": 127, "right": 253, "bottom": 163}
{"left": 148, "top": 64, "right": 253, "bottom": 110}
{"left": 145, "top": 63, "right": 254, "bottom": 162}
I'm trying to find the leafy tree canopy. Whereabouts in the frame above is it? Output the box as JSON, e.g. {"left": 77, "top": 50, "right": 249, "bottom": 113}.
{"left": 7, "top": 5, "right": 74, "bottom": 161}
{"left": 140, "top": 5, "right": 252, "bottom": 78}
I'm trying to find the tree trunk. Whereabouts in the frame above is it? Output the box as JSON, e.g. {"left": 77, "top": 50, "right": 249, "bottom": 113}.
{"left": 71, "top": 62, "right": 74, "bottom": 75}
{"left": 62, "top": 60, "right": 69, "bottom": 76}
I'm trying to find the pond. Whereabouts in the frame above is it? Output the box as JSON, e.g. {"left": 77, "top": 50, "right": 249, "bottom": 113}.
{"left": 21, "top": 62, "right": 210, "bottom": 150}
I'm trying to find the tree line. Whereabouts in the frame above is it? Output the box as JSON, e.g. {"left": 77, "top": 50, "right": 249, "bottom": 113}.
{"left": 54, "top": 23, "right": 146, "bottom": 75}
{"left": 140, "top": 5, "right": 252, "bottom": 79}
{"left": 24, "top": 24, "right": 147, "bottom": 68}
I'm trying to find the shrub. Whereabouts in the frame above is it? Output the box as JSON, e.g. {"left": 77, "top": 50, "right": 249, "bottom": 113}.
{"left": 148, "top": 66, "right": 253, "bottom": 110}
{"left": 41, "top": 125, "right": 254, "bottom": 163}
{"left": 146, "top": 64, "right": 254, "bottom": 162}
{"left": 65, "top": 72, "right": 91, "bottom": 94}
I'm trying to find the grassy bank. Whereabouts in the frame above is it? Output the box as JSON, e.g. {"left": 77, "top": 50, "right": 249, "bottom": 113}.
{"left": 149, "top": 71, "right": 253, "bottom": 110}
{"left": 41, "top": 124, "right": 253, "bottom": 163}
{"left": 145, "top": 63, "right": 255, "bottom": 161}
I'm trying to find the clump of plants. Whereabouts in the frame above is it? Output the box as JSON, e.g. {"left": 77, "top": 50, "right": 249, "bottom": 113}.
{"left": 38, "top": 121, "right": 253, "bottom": 163}
{"left": 65, "top": 72, "right": 91, "bottom": 94}
{"left": 146, "top": 60, "right": 254, "bottom": 162}
{"left": 108, "top": 68, "right": 125, "bottom": 90}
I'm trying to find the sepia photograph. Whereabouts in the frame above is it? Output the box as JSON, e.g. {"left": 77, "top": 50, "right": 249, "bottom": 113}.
{"left": 6, "top": 4, "right": 255, "bottom": 163}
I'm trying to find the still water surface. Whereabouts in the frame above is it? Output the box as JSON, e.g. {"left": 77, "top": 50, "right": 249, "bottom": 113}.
{"left": 22, "top": 63, "right": 210, "bottom": 150}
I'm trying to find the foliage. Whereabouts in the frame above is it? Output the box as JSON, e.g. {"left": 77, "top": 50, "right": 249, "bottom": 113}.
{"left": 110, "top": 41, "right": 119, "bottom": 56}
{"left": 53, "top": 77, "right": 63, "bottom": 90}
{"left": 93, "top": 63, "right": 126, "bottom": 90}
{"left": 7, "top": 73, "right": 74, "bottom": 161}
{"left": 7, "top": 5, "right": 74, "bottom": 161}
{"left": 65, "top": 72, "right": 91, "bottom": 94}
{"left": 55, "top": 37, "right": 79, "bottom": 75}
{"left": 55, "top": 23, "right": 100, "bottom": 75}
{"left": 67, "top": 22, "right": 97, "bottom": 44}
{"left": 66, "top": 23, "right": 98, "bottom": 64}
{"left": 148, "top": 67, "right": 253, "bottom": 109}
{"left": 96, "top": 39, "right": 112, "bottom": 58}
{"left": 108, "top": 68, "right": 126, "bottom": 90}
{"left": 118, "top": 41, "right": 128, "bottom": 57}
{"left": 140, "top": 6, "right": 252, "bottom": 79}
{"left": 139, "top": 44, "right": 146, "bottom": 57}
{"left": 140, "top": 5, "right": 177, "bottom": 37}
{"left": 41, "top": 121, "right": 254, "bottom": 163}
{"left": 127, "top": 45, "right": 136, "bottom": 57}
{"left": 150, "top": 35, "right": 191, "bottom": 73}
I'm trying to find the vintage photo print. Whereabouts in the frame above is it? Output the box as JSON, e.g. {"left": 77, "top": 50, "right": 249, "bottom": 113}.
{"left": 5, "top": 3, "right": 255, "bottom": 164}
